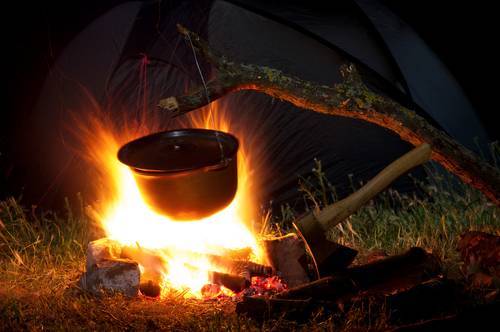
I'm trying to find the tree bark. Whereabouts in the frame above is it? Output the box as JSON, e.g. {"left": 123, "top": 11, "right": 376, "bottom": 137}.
{"left": 158, "top": 25, "right": 500, "bottom": 205}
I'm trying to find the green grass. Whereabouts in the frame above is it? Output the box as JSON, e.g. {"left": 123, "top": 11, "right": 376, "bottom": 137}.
{"left": 1, "top": 159, "right": 499, "bottom": 330}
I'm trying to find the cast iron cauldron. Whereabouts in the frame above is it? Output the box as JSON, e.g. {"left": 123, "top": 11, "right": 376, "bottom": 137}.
{"left": 118, "top": 129, "right": 238, "bottom": 220}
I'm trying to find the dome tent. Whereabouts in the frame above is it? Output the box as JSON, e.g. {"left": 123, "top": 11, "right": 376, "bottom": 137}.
{"left": 15, "top": 0, "right": 488, "bottom": 211}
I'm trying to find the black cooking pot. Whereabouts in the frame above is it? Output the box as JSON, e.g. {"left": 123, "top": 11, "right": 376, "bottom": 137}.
{"left": 117, "top": 129, "right": 239, "bottom": 220}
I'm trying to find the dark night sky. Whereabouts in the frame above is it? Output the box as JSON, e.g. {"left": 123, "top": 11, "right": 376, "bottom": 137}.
{"left": 2, "top": 1, "right": 498, "bottom": 198}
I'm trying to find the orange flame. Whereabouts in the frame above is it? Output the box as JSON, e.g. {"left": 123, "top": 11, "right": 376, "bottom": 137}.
{"left": 75, "top": 99, "right": 264, "bottom": 298}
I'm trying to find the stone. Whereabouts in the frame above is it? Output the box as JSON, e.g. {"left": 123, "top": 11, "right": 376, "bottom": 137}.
{"left": 86, "top": 238, "right": 123, "bottom": 271}
{"left": 80, "top": 258, "right": 140, "bottom": 297}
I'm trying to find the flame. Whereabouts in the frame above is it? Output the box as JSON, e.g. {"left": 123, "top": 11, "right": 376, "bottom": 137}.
{"left": 75, "top": 99, "right": 264, "bottom": 298}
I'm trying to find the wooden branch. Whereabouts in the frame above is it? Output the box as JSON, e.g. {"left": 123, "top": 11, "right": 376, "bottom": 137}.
{"left": 158, "top": 25, "right": 500, "bottom": 205}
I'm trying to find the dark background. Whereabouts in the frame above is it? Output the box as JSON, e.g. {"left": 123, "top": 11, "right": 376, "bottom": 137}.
{"left": 2, "top": 1, "right": 498, "bottom": 198}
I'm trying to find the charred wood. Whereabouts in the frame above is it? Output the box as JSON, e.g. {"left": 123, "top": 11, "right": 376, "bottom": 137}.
{"left": 206, "top": 254, "right": 274, "bottom": 280}
{"left": 209, "top": 271, "right": 250, "bottom": 293}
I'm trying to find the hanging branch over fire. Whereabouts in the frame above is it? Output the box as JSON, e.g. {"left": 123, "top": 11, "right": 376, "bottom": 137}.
{"left": 158, "top": 24, "right": 500, "bottom": 206}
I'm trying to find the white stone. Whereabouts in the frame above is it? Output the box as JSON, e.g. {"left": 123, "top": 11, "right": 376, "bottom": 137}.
{"left": 86, "top": 238, "right": 123, "bottom": 271}
{"left": 80, "top": 258, "right": 140, "bottom": 297}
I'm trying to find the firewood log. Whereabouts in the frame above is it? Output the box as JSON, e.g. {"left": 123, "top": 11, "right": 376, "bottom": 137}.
{"left": 277, "top": 247, "right": 441, "bottom": 301}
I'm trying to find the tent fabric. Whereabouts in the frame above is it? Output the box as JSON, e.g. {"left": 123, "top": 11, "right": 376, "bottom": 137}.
{"left": 13, "top": 0, "right": 487, "bottom": 211}
{"left": 355, "top": 0, "right": 488, "bottom": 151}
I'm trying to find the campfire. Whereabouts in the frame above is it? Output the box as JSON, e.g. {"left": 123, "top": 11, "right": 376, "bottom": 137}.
{"left": 77, "top": 94, "right": 446, "bottom": 311}
{"left": 75, "top": 100, "right": 292, "bottom": 299}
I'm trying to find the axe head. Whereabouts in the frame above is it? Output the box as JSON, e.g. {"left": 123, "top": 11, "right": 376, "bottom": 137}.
{"left": 293, "top": 212, "right": 357, "bottom": 278}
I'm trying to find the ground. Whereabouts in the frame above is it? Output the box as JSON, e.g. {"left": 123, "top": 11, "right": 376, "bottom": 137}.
{"left": 1, "top": 163, "right": 499, "bottom": 331}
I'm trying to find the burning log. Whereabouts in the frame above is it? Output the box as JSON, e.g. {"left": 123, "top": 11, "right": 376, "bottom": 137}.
{"left": 122, "top": 244, "right": 273, "bottom": 280}
{"left": 121, "top": 243, "right": 272, "bottom": 295}
{"left": 159, "top": 25, "right": 500, "bottom": 206}
{"left": 122, "top": 242, "right": 272, "bottom": 280}
{"left": 205, "top": 253, "right": 274, "bottom": 280}
{"left": 209, "top": 271, "right": 250, "bottom": 293}
{"left": 277, "top": 247, "right": 441, "bottom": 301}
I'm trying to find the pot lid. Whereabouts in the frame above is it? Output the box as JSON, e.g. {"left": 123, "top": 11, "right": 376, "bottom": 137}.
{"left": 117, "top": 129, "right": 239, "bottom": 173}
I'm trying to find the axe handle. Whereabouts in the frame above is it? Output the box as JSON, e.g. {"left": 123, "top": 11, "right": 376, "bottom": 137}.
{"left": 316, "top": 143, "right": 431, "bottom": 230}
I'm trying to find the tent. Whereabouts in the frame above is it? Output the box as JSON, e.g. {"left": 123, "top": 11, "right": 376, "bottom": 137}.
{"left": 10, "top": 0, "right": 489, "bottom": 211}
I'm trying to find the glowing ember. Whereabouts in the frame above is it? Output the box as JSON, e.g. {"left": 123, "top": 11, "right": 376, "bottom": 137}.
{"left": 76, "top": 101, "right": 266, "bottom": 298}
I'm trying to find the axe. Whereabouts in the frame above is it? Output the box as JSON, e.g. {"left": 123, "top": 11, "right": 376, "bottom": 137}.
{"left": 292, "top": 143, "right": 432, "bottom": 279}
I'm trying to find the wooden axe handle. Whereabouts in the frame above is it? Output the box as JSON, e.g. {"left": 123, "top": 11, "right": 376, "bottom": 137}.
{"left": 316, "top": 143, "right": 431, "bottom": 230}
